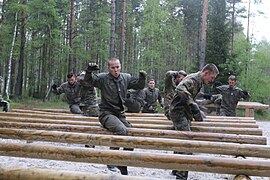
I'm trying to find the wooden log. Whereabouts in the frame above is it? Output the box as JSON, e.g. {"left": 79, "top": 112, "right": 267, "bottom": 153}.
{"left": 0, "top": 167, "right": 158, "bottom": 180}
{"left": 0, "top": 116, "right": 259, "bottom": 129}
{"left": 0, "top": 120, "right": 262, "bottom": 135}
{"left": 0, "top": 142, "right": 270, "bottom": 177}
{"left": 0, "top": 128, "right": 270, "bottom": 158}
{"left": 0, "top": 121, "right": 266, "bottom": 145}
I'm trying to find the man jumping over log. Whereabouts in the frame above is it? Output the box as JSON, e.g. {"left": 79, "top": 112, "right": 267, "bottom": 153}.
{"left": 84, "top": 58, "right": 146, "bottom": 175}
{"left": 169, "top": 63, "right": 219, "bottom": 180}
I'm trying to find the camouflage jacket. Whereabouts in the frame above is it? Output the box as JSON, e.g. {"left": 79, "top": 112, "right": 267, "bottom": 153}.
{"left": 79, "top": 74, "right": 98, "bottom": 106}
{"left": 52, "top": 81, "right": 81, "bottom": 105}
{"left": 164, "top": 71, "right": 179, "bottom": 112}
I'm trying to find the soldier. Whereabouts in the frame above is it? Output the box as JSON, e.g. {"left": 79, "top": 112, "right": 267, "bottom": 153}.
{"left": 84, "top": 58, "right": 146, "bottom": 175}
{"left": 0, "top": 76, "right": 10, "bottom": 112}
{"left": 52, "top": 72, "right": 82, "bottom": 114}
{"left": 77, "top": 71, "right": 99, "bottom": 117}
{"left": 142, "top": 79, "right": 163, "bottom": 113}
{"left": 163, "top": 70, "right": 187, "bottom": 120}
{"left": 216, "top": 75, "right": 250, "bottom": 116}
{"left": 170, "top": 64, "right": 219, "bottom": 180}
{"left": 124, "top": 89, "right": 145, "bottom": 113}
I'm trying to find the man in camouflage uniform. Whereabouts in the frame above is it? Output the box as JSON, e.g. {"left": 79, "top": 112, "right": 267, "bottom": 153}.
{"left": 216, "top": 75, "right": 250, "bottom": 116}
{"left": 163, "top": 70, "right": 187, "bottom": 120}
{"left": 52, "top": 72, "right": 82, "bottom": 114}
{"left": 170, "top": 64, "right": 219, "bottom": 180}
{"left": 0, "top": 76, "right": 10, "bottom": 112}
{"left": 84, "top": 58, "right": 146, "bottom": 175}
{"left": 77, "top": 72, "right": 99, "bottom": 117}
{"left": 124, "top": 89, "right": 145, "bottom": 113}
{"left": 142, "top": 79, "right": 163, "bottom": 113}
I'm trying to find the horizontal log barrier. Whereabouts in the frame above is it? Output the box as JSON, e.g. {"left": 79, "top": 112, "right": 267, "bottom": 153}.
{"left": 0, "top": 120, "right": 262, "bottom": 136}
{"left": 4, "top": 111, "right": 257, "bottom": 125}
{"left": 0, "top": 116, "right": 259, "bottom": 129}
{"left": 0, "top": 121, "right": 266, "bottom": 144}
{"left": 0, "top": 167, "right": 159, "bottom": 180}
{"left": 0, "top": 128, "right": 270, "bottom": 158}
{"left": 0, "top": 142, "right": 270, "bottom": 177}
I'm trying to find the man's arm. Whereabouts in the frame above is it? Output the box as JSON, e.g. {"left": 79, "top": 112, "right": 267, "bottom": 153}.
{"left": 84, "top": 63, "right": 101, "bottom": 88}
{"left": 128, "top": 70, "right": 147, "bottom": 90}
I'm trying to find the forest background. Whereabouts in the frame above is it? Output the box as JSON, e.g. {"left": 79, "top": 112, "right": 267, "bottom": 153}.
{"left": 0, "top": 0, "right": 269, "bottom": 113}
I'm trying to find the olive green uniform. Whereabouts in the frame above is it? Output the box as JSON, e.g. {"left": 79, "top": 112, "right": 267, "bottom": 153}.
{"left": 217, "top": 85, "right": 250, "bottom": 116}
{"left": 52, "top": 81, "right": 82, "bottom": 114}
{"left": 142, "top": 87, "right": 162, "bottom": 113}
{"left": 125, "top": 89, "right": 145, "bottom": 113}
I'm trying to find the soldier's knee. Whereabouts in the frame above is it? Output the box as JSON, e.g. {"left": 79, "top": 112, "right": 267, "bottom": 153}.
{"left": 115, "top": 126, "right": 128, "bottom": 135}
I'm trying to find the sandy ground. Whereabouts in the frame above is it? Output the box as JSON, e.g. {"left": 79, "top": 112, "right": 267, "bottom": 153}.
{"left": 0, "top": 120, "right": 269, "bottom": 180}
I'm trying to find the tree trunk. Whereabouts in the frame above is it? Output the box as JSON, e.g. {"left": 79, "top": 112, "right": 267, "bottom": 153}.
{"left": 231, "top": 0, "right": 235, "bottom": 54}
{"left": 119, "top": 0, "right": 126, "bottom": 67}
{"left": 110, "top": 0, "right": 116, "bottom": 58}
{"left": 199, "top": 0, "right": 208, "bottom": 70}
{"left": 6, "top": 12, "right": 18, "bottom": 100}
{"left": 68, "top": 0, "right": 75, "bottom": 73}
{"left": 14, "top": 0, "right": 27, "bottom": 101}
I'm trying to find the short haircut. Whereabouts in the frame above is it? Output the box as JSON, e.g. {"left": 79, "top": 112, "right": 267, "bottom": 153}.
{"left": 67, "top": 72, "right": 75, "bottom": 79}
{"left": 228, "top": 75, "right": 236, "bottom": 81}
{"left": 107, "top": 58, "right": 120, "bottom": 67}
{"left": 147, "top": 79, "right": 155, "bottom": 83}
{"left": 201, "top": 63, "right": 219, "bottom": 74}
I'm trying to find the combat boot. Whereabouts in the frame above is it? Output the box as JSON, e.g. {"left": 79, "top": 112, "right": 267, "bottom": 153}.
{"left": 117, "top": 166, "right": 128, "bottom": 175}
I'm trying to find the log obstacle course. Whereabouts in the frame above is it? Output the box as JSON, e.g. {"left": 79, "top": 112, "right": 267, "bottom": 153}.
{"left": 0, "top": 109, "right": 269, "bottom": 179}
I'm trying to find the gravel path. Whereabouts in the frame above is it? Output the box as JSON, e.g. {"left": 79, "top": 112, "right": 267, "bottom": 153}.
{"left": 0, "top": 120, "right": 269, "bottom": 180}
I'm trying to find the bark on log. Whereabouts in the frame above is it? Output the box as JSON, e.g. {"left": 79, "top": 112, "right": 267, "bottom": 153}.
{"left": 0, "top": 167, "right": 157, "bottom": 180}
{"left": 0, "top": 128, "right": 269, "bottom": 158}
{"left": 0, "top": 120, "right": 262, "bottom": 135}
{"left": 0, "top": 142, "right": 270, "bottom": 177}
{"left": 0, "top": 122, "right": 266, "bottom": 144}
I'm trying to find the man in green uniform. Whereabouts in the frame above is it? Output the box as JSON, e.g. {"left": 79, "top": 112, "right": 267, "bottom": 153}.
{"left": 77, "top": 71, "right": 99, "bottom": 117}
{"left": 84, "top": 58, "right": 146, "bottom": 175}
{"left": 217, "top": 75, "right": 250, "bottom": 116}
{"left": 164, "top": 70, "right": 187, "bottom": 120}
{"left": 170, "top": 64, "right": 219, "bottom": 180}
{"left": 142, "top": 79, "right": 163, "bottom": 113}
{"left": 52, "top": 72, "right": 82, "bottom": 114}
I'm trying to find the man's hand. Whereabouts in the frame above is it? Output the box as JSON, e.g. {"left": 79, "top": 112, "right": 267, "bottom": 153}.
{"left": 51, "top": 84, "right": 57, "bottom": 90}
{"left": 87, "top": 63, "right": 100, "bottom": 72}
{"left": 139, "top": 70, "right": 147, "bottom": 78}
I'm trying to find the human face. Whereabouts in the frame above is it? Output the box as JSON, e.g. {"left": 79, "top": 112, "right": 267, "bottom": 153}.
{"left": 108, "top": 60, "right": 121, "bottom": 78}
{"left": 148, "top": 80, "right": 155, "bottom": 89}
{"left": 68, "top": 76, "right": 76, "bottom": 85}
{"left": 228, "top": 79, "right": 236, "bottom": 88}
{"left": 175, "top": 74, "right": 185, "bottom": 85}
{"left": 202, "top": 71, "right": 217, "bottom": 84}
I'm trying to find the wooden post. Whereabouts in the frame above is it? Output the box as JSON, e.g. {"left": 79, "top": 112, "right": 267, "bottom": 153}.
{"left": 0, "top": 128, "right": 269, "bottom": 158}
{"left": 0, "top": 142, "right": 270, "bottom": 177}
{"left": 0, "top": 122, "right": 266, "bottom": 144}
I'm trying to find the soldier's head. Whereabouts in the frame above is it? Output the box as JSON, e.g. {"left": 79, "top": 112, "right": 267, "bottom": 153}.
{"left": 108, "top": 58, "right": 121, "bottom": 78}
{"left": 67, "top": 72, "right": 76, "bottom": 85}
{"left": 200, "top": 64, "right": 219, "bottom": 84}
{"left": 175, "top": 70, "right": 187, "bottom": 85}
{"left": 147, "top": 79, "right": 156, "bottom": 89}
{"left": 228, "top": 75, "right": 237, "bottom": 88}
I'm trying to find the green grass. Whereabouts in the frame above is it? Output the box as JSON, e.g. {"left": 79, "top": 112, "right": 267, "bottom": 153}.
{"left": 10, "top": 98, "right": 69, "bottom": 110}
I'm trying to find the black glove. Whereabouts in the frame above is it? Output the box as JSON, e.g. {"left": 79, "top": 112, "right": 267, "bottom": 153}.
{"left": 203, "top": 93, "right": 212, "bottom": 100}
{"left": 242, "top": 90, "right": 249, "bottom": 96}
{"left": 139, "top": 70, "right": 147, "bottom": 79}
{"left": 87, "top": 63, "right": 99, "bottom": 72}
{"left": 51, "top": 84, "right": 57, "bottom": 90}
